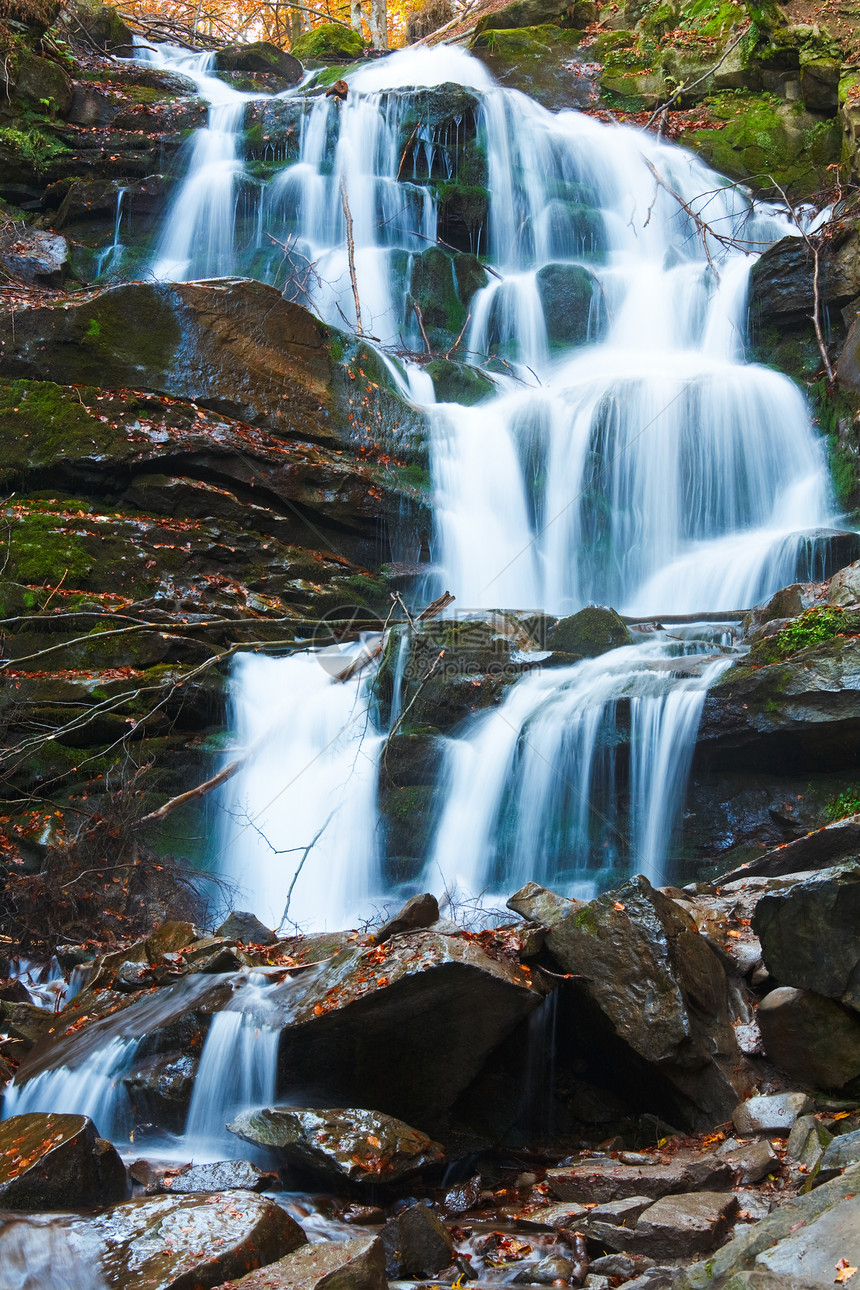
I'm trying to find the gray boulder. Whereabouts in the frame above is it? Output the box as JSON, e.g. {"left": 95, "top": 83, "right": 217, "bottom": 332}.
{"left": 270, "top": 930, "right": 541, "bottom": 1122}
{"left": 228, "top": 1106, "right": 444, "bottom": 1185}
{"left": 757, "top": 986, "right": 860, "bottom": 1088}
{"left": 546, "top": 875, "right": 751, "bottom": 1126}
{"left": 215, "top": 911, "right": 277, "bottom": 946}
{"left": 93, "top": 1192, "right": 305, "bottom": 1287}
{"left": 507, "top": 881, "right": 580, "bottom": 926}
{"left": 732, "top": 1092, "right": 813, "bottom": 1136}
{"left": 631, "top": 1192, "right": 738, "bottom": 1259}
{"left": 546, "top": 1153, "right": 732, "bottom": 1203}
{"left": 753, "top": 861, "right": 860, "bottom": 1008}
{"left": 223, "top": 1234, "right": 386, "bottom": 1290}
{"left": 676, "top": 1163, "right": 860, "bottom": 1287}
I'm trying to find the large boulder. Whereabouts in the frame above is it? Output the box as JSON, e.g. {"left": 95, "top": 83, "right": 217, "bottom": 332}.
{"left": 677, "top": 1163, "right": 860, "bottom": 1287}
{"left": 0, "top": 280, "right": 338, "bottom": 443}
{"left": 547, "top": 606, "right": 632, "bottom": 658}
{"left": 269, "top": 930, "right": 542, "bottom": 1123}
{"left": 697, "top": 635, "right": 860, "bottom": 772}
{"left": 214, "top": 41, "right": 303, "bottom": 84}
{"left": 546, "top": 875, "right": 753, "bottom": 1127}
{"left": 227, "top": 1107, "right": 445, "bottom": 1185}
{"left": 292, "top": 23, "right": 367, "bottom": 61}
{"left": 219, "top": 1233, "right": 386, "bottom": 1290}
{"left": 753, "top": 861, "right": 860, "bottom": 1008}
{"left": 0, "top": 1112, "right": 127, "bottom": 1209}
{"left": 95, "top": 1192, "right": 305, "bottom": 1287}
{"left": 536, "top": 263, "right": 601, "bottom": 347}
{"left": 756, "top": 985, "right": 860, "bottom": 1089}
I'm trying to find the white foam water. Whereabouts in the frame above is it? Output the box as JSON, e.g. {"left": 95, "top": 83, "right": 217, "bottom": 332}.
{"left": 132, "top": 41, "right": 845, "bottom": 923}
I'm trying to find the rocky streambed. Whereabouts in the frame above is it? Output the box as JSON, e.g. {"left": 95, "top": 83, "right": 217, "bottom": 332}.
{"left": 3, "top": 835, "right": 860, "bottom": 1288}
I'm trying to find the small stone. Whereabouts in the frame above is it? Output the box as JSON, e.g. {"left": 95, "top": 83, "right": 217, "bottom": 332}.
{"left": 507, "top": 882, "right": 579, "bottom": 926}
{"left": 162, "top": 1160, "right": 281, "bottom": 1194}
{"left": 786, "top": 1114, "right": 833, "bottom": 1172}
{"left": 506, "top": 1202, "right": 590, "bottom": 1231}
{"left": 722, "top": 1139, "right": 779, "bottom": 1184}
{"left": 515, "top": 1254, "right": 574, "bottom": 1284}
{"left": 587, "top": 1196, "right": 654, "bottom": 1225}
{"left": 216, "top": 911, "right": 277, "bottom": 945}
{"left": 144, "top": 920, "right": 198, "bottom": 961}
{"left": 734, "top": 1187, "right": 771, "bottom": 1221}
{"left": 732, "top": 1092, "right": 813, "bottom": 1136}
{"left": 228, "top": 1107, "right": 445, "bottom": 1186}
{"left": 374, "top": 893, "right": 439, "bottom": 943}
{"left": 583, "top": 1277, "right": 611, "bottom": 1290}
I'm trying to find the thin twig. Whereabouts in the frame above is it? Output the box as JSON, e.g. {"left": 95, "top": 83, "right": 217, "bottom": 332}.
{"left": 340, "top": 177, "right": 363, "bottom": 335}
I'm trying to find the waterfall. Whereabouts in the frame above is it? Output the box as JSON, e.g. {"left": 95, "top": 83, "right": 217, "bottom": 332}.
{"left": 183, "top": 974, "right": 280, "bottom": 1159}
{"left": 128, "top": 42, "right": 846, "bottom": 926}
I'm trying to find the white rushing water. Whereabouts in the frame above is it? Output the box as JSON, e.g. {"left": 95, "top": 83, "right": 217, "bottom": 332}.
{"left": 130, "top": 41, "right": 844, "bottom": 924}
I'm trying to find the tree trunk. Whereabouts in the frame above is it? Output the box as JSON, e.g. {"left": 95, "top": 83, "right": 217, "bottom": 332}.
{"left": 350, "top": 0, "right": 363, "bottom": 34}
{"left": 368, "top": 0, "right": 387, "bottom": 48}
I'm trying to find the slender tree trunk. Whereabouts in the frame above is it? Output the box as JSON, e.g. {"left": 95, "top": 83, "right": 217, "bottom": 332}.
{"left": 368, "top": 0, "right": 387, "bottom": 48}
{"left": 350, "top": 0, "right": 363, "bottom": 34}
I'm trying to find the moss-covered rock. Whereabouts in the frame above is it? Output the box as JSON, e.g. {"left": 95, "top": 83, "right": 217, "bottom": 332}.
{"left": 291, "top": 23, "right": 366, "bottom": 61}
{"left": 536, "top": 262, "right": 602, "bottom": 348}
{"left": 10, "top": 50, "right": 74, "bottom": 117}
{"left": 547, "top": 605, "right": 632, "bottom": 656}
{"left": 72, "top": 0, "right": 133, "bottom": 53}
{"left": 409, "top": 246, "right": 466, "bottom": 348}
{"left": 214, "top": 41, "right": 303, "bottom": 85}
{"left": 470, "top": 25, "right": 593, "bottom": 110}
{"left": 679, "top": 91, "right": 841, "bottom": 198}
{"left": 425, "top": 358, "right": 495, "bottom": 404}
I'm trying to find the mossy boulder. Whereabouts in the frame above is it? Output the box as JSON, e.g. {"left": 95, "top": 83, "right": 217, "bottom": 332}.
{"left": 73, "top": 0, "right": 133, "bottom": 53}
{"left": 425, "top": 358, "right": 495, "bottom": 404}
{"left": 11, "top": 50, "right": 74, "bottom": 117}
{"left": 470, "top": 25, "right": 593, "bottom": 110}
{"left": 536, "top": 262, "right": 602, "bottom": 347}
{"left": 475, "top": 0, "right": 585, "bottom": 32}
{"left": 292, "top": 23, "right": 366, "bottom": 61}
{"left": 679, "top": 91, "right": 841, "bottom": 198}
{"left": 409, "top": 246, "right": 466, "bottom": 349}
{"left": 215, "top": 41, "right": 303, "bottom": 85}
{"left": 547, "top": 606, "right": 632, "bottom": 657}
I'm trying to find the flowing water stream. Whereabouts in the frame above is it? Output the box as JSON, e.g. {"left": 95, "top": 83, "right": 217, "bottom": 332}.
{"left": 94, "top": 43, "right": 845, "bottom": 926}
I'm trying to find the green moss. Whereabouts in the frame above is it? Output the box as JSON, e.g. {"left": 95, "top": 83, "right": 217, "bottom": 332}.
{"left": 0, "top": 380, "right": 121, "bottom": 485}
{"left": 752, "top": 606, "right": 853, "bottom": 664}
{"left": 679, "top": 90, "right": 841, "bottom": 196}
{"left": 0, "top": 125, "right": 69, "bottom": 173}
{"left": 826, "top": 788, "right": 860, "bottom": 821}
{"left": 292, "top": 24, "right": 366, "bottom": 61}
{"left": 575, "top": 904, "right": 599, "bottom": 934}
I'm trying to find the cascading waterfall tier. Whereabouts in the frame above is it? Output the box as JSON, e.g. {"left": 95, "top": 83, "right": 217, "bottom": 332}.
{"left": 133, "top": 42, "right": 846, "bottom": 926}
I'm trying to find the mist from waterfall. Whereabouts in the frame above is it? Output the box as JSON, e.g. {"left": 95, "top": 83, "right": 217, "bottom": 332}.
{"left": 133, "top": 41, "right": 843, "bottom": 926}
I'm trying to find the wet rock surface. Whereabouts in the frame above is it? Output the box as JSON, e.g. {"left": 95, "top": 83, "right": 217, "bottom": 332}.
{"left": 0, "top": 1111, "right": 127, "bottom": 1209}
{"left": 219, "top": 1232, "right": 386, "bottom": 1290}
{"left": 227, "top": 1107, "right": 445, "bottom": 1185}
